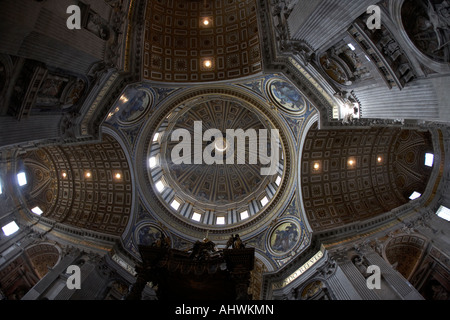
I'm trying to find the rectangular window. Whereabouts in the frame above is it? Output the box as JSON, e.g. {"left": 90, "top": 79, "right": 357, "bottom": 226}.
{"left": 2, "top": 221, "right": 19, "bottom": 236}
{"left": 409, "top": 192, "right": 422, "bottom": 200}
{"left": 436, "top": 206, "right": 450, "bottom": 222}
{"left": 216, "top": 216, "right": 225, "bottom": 225}
{"left": 240, "top": 210, "right": 249, "bottom": 220}
{"left": 192, "top": 212, "right": 202, "bottom": 222}
{"left": 155, "top": 180, "right": 165, "bottom": 193}
{"left": 425, "top": 153, "right": 434, "bottom": 167}
{"left": 17, "top": 172, "right": 27, "bottom": 186}
{"left": 149, "top": 157, "right": 157, "bottom": 168}
{"left": 260, "top": 196, "right": 269, "bottom": 207}
{"left": 31, "top": 207, "right": 43, "bottom": 215}
{"left": 171, "top": 199, "right": 181, "bottom": 211}
{"left": 275, "top": 176, "right": 282, "bottom": 186}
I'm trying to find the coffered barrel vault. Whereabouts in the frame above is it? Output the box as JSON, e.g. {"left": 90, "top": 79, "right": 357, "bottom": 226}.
{"left": 301, "top": 123, "right": 434, "bottom": 232}
{"left": 18, "top": 134, "right": 133, "bottom": 236}
{"left": 143, "top": 0, "right": 263, "bottom": 82}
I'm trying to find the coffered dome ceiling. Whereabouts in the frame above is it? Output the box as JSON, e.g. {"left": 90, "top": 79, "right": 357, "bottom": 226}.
{"left": 130, "top": 82, "right": 299, "bottom": 242}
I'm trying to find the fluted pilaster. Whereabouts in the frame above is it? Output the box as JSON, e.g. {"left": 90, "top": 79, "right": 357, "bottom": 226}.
{"left": 0, "top": 0, "right": 106, "bottom": 75}
{"left": 289, "top": 0, "right": 376, "bottom": 51}
{"left": 354, "top": 81, "right": 440, "bottom": 120}
{"left": 327, "top": 266, "right": 362, "bottom": 300}
{"left": 339, "top": 260, "right": 379, "bottom": 300}
{"left": 0, "top": 115, "right": 62, "bottom": 150}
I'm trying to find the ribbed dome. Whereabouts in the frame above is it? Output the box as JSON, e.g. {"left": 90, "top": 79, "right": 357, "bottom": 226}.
{"left": 163, "top": 98, "right": 274, "bottom": 210}
{"left": 146, "top": 93, "right": 286, "bottom": 228}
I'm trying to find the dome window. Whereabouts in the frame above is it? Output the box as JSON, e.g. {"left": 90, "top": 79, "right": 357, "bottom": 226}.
{"left": 240, "top": 210, "right": 249, "bottom": 220}
{"left": 216, "top": 216, "right": 225, "bottom": 225}
{"left": 260, "top": 196, "right": 269, "bottom": 207}
{"left": 149, "top": 156, "right": 157, "bottom": 168}
{"left": 155, "top": 180, "right": 165, "bottom": 193}
{"left": 425, "top": 153, "right": 434, "bottom": 167}
{"left": 192, "top": 212, "right": 202, "bottom": 222}
{"left": 171, "top": 199, "right": 181, "bottom": 211}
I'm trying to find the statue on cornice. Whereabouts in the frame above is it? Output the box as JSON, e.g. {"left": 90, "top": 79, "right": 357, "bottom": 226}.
{"left": 189, "top": 237, "right": 220, "bottom": 261}
{"left": 60, "top": 111, "right": 81, "bottom": 141}
{"left": 152, "top": 233, "right": 171, "bottom": 249}
{"left": 271, "top": 0, "right": 290, "bottom": 42}
{"left": 333, "top": 90, "right": 360, "bottom": 125}
{"left": 318, "top": 260, "right": 337, "bottom": 279}
{"left": 280, "top": 40, "right": 315, "bottom": 66}
{"left": 226, "top": 234, "right": 246, "bottom": 250}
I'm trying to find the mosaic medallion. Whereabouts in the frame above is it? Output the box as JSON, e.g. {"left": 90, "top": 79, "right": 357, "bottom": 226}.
{"left": 268, "top": 219, "right": 301, "bottom": 255}
{"left": 267, "top": 79, "right": 307, "bottom": 115}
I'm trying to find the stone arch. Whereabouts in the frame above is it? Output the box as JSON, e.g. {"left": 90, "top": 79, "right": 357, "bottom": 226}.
{"left": 391, "top": 0, "right": 450, "bottom": 73}
{"left": 300, "top": 123, "right": 434, "bottom": 232}
{"left": 383, "top": 233, "right": 429, "bottom": 280}
{"left": 24, "top": 242, "right": 62, "bottom": 279}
